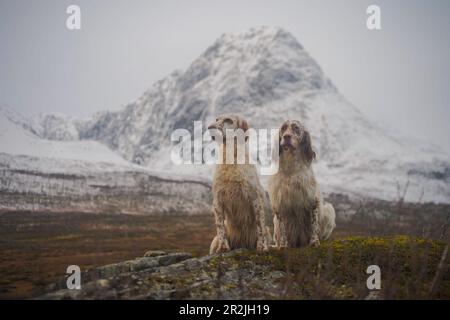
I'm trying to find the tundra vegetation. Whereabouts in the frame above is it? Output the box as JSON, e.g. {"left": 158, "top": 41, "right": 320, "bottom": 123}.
{"left": 1, "top": 193, "right": 449, "bottom": 299}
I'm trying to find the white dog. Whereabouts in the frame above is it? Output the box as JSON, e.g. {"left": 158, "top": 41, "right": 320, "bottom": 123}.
{"left": 208, "top": 114, "right": 269, "bottom": 254}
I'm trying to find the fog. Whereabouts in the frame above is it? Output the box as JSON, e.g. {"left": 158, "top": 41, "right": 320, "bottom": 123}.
{"left": 1, "top": 0, "right": 449, "bottom": 152}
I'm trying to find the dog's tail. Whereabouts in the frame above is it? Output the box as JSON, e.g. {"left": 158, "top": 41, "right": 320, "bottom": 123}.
{"left": 319, "top": 202, "right": 336, "bottom": 241}
{"left": 265, "top": 226, "right": 274, "bottom": 246}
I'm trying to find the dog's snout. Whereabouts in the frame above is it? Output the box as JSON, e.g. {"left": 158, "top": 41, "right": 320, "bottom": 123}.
{"left": 283, "top": 134, "right": 292, "bottom": 141}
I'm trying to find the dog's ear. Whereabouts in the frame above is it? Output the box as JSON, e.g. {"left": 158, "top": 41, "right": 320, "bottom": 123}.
{"left": 278, "top": 121, "right": 288, "bottom": 155}
{"left": 278, "top": 130, "right": 283, "bottom": 154}
{"left": 238, "top": 118, "right": 249, "bottom": 141}
{"left": 301, "top": 130, "right": 316, "bottom": 163}
{"left": 238, "top": 118, "right": 249, "bottom": 132}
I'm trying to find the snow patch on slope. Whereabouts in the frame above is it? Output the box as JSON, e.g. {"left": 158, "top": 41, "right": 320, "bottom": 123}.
{"left": 0, "top": 108, "right": 129, "bottom": 166}
{"left": 2, "top": 27, "right": 449, "bottom": 203}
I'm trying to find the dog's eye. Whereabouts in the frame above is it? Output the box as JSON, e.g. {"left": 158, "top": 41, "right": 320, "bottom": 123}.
{"left": 292, "top": 125, "right": 300, "bottom": 133}
{"left": 281, "top": 124, "right": 288, "bottom": 132}
{"left": 223, "top": 118, "right": 233, "bottom": 125}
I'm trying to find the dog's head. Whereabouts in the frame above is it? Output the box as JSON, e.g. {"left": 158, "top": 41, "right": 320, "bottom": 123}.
{"left": 279, "top": 120, "right": 316, "bottom": 163}
{"left": 208, "top": 114, "right": 249, "bottom": 143}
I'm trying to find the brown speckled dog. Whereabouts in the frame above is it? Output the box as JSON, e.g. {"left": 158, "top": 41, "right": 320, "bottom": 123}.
{"left": 208, "top": 114, "right": 269, "bottom": 254}
{"left": 268, "top": 120, "right": 335, "bottom": 248}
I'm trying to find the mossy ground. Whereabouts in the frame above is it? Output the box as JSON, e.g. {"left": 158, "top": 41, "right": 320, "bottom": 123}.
{"left": 1, "top": 208, "right": 448, "bottom": 299}
{"left": 147, "top": 236, "right": 449, "bottom": 299}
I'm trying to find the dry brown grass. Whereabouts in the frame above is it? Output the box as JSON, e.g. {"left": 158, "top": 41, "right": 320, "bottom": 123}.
{"left": 0, "top": 195, "right": 449, "bottom": 299}
{"left": 0, "top": 211, "right": 215, "bottom": 299}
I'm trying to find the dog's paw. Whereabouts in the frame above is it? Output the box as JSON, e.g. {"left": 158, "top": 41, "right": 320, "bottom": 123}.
{"left": 309, "top": 237, "right": 320, "bottom": 247}
{"left": 257, "top": 241, "right": 269, "bottom": 252}
{"left": 216, "top": 239, "right": 230, "bottom": 253}
{"left": 274, "top": 242, "right": 288, "bottom": 250}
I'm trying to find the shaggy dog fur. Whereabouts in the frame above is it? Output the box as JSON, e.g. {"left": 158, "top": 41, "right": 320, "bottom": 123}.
{"left": 268, "top": 120, "right": 335, "bottom": 248}
{"left": 208, "top": 114, "right": 269, "bottom": 254}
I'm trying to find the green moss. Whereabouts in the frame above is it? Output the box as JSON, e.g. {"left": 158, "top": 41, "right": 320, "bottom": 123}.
{"left": 216, "top": 236, "right": 449, "bottom": 299}
{"left": 145, "top": 236, "right": 449, "bottom": 299}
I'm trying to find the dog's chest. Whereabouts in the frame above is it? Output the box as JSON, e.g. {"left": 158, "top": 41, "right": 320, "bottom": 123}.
{"left": 213, "top": 166, "right": 260, "bottom": 226}
{"left": 269, "top": 171, "right": 316, "bottom": 213}
{"left": 269, "top": 172, "right": 316, "bottom": 246}
{"left": 213, "top": 165, "right": 260, "bottom": 203}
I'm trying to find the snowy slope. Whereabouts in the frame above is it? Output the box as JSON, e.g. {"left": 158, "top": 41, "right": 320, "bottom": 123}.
{"left": 0, "top": 106, "right": 129, "bottom": 165}
{"left": 0, "top": 108, "right": 211, "bottom": 214}
{"left": 3, "top": 26, "right": 450, "bottom": 203}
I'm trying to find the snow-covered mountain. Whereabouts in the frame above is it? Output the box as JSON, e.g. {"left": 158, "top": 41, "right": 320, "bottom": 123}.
{"left": 0, "top": 106, "right": 129, "bottom": 165}
{"left": 1, "top": 26, "right": 449, "bottom": 203}
{"left": 0, "top": 107, "right": 211, "bottom": 214}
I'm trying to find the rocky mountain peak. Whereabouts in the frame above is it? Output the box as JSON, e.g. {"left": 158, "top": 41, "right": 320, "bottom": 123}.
{"left": 3, "top": 27, "right": 448, "bottom": 202}
{"left": 177, "top": 26, "right": 335, "bottom": 112}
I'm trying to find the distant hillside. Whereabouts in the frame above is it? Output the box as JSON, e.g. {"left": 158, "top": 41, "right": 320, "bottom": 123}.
{"left": 1, "top": 27, "right": 449, "bottom": 202}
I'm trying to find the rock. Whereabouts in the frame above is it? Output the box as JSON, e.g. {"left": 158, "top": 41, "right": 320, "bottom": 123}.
{"left": 144, "top": 250, "right": 166, "bottom": 257}
{"left": 365, "top": 291, "right": 381, "bottom": 300}
{"left": 37, "top": 236, "right": 450, "bottom": 300}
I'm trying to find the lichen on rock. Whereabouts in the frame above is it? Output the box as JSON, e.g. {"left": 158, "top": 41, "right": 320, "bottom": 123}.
{"left": 38, "top": 236, "right": 449, "bottom": 300}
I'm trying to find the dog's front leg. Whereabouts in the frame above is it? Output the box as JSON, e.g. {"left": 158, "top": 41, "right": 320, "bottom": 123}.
{"left": 213, "top": 200, "right": 230, "bottom": 253}
{"left": 253, "top": 196, "right": 268, "bottom": 251}
{"left": 309, "top": 197, "right": 321, "bottom": 247}
{"left": 274, "top": 209, "right": 288, "bottom": 248}
{"left": 278, "top": 215, "right": 288, "bottom": 248}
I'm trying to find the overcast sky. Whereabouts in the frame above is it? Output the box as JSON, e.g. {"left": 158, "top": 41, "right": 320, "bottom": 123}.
{"left": 0, "top": 0, "right": 449, "bottom": 152}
